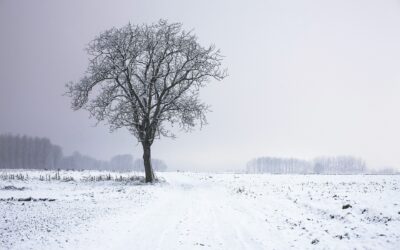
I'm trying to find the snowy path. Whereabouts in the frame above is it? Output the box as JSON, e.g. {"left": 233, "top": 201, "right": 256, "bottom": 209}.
{"left": 69, "top": 174, "right": 272, "bottom": 250}
{"left": 65, "top": 173, "right": 400, "bottom": 250}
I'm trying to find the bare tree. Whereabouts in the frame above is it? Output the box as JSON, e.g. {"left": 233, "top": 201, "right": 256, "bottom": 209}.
{"left": 66, "top": 20, "right": 226, "bottom": 182}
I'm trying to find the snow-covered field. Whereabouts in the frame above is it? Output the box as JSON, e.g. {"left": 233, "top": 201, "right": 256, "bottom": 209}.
{"left": 0, "top": 170, "right": 399, "bottom": 250}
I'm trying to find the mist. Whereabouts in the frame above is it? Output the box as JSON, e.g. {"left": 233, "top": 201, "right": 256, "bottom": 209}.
{"left": 1, "top": 0, "right": 400, "bottom": 171}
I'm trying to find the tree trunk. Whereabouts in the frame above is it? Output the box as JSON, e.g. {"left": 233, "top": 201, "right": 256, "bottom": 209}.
{"left": 142, "top": 143, "right": 155, "bottom": 183}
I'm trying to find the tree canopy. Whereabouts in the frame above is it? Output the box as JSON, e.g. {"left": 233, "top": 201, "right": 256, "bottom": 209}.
{"left": 66, "top": 20, "right": 226, "bottom": 182}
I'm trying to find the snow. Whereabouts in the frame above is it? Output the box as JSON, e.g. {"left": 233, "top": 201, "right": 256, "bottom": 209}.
{"left": 1, "top": 170, "right": 399, "bottom": 249}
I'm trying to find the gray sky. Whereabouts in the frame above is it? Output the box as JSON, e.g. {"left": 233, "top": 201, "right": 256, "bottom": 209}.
{"left": 1, "top": 0, "right": 400, "bottom": 171}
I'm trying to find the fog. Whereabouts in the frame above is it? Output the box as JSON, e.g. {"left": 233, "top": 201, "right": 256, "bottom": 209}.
{"left": 1, "top": 0, "right": 400, "bottom": 171}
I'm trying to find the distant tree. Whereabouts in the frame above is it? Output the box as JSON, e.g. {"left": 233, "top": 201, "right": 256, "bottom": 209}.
{"left": 246, "top": 155, "right": 367, "bottom": 174}
{"left": 246, "top": 157, "right": 312, "bottom": 174}
{"left": 59, "top": 153, "right": 77, "bottom": 170}
{"left": 0, "top": 134, "right": 7, "bottom": 168}
{"left": 133, "top": 158, "right": 168, "bottom": 172}
{"left": 375, "top": 167, "right": 396, "bottom": 174}
{"left": 313, "top": 156, "right": 366, "bottom": 174}
{"left": 110, "top": 154, "right": 134, "bottom": 171}
{"left": 47, "top": 145, "right": 63, "bottom": 169}
{"left": 59, "top": 151, "right": 109, "bottom": 170}
{"left": 0, "top": 134, "right": 64, "bottom": 169}
{"left": 66, "top": 20, "right": 226, "bottom": 182}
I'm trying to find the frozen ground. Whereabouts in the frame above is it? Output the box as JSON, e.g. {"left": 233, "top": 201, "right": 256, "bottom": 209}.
{"left": 0, "top": 170, "right": 399, "bottom": 250}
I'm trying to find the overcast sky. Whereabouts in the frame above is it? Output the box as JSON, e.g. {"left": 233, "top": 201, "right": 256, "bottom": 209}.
{"left": 1, "top": 0, "right": 400, "bottom": 171}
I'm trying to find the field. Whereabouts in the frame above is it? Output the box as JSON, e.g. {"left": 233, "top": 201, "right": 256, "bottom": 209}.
{"left": 0, "top": 170, "right": 399, "bottom": 250}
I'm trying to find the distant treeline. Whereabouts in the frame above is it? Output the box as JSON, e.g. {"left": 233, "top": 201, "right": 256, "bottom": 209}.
{"left": 0, "top": 134, "right": 167, "bottom": 171}
{"left": 60, "top": 152, "right": 167, "bottom": 171}
{"left": 246, "top": 156, "right": 367, "bottom": 174}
